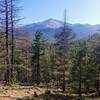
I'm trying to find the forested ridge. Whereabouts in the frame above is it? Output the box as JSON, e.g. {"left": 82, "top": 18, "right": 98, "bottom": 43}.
{"left": 0, "top": 0, "right": 100, "bottom": 100}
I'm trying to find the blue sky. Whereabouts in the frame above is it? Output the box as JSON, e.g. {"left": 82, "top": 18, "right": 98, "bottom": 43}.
{"left": 20, "top": 0, "right": 100, "bottom": 25}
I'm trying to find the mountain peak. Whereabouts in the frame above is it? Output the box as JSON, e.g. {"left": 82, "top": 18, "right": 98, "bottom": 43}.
{"left": 44, "top": 18, "right": 60, "bottom": 22}
{"left": 43, "top": 18, "right": 63, "bottom": 29}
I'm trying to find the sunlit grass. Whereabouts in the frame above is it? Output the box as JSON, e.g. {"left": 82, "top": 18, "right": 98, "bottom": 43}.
{"left": 0, "top": 87, "right": 6, "bottom": 93}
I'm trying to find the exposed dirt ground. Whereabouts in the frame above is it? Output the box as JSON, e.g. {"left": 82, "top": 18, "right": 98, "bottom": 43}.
{"left": 0, "top": 86, "right": 43, "bottom": 100}
{"left": 0, "top": 86, "right": 100, "bottom": 100}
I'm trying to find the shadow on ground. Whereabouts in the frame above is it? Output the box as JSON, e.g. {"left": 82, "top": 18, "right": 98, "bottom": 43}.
{"left": 39, "top": 93, "right": 74, "bottom": 100}
{"left": 17, "top": 91, "right": 100, "bottom": 100}
{"left": 17, "top": 93, "right": 75, "bottom": 100}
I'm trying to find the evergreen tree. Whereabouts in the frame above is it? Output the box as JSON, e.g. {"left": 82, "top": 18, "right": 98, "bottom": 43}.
{"left": 70, "top": 41, "right": 87, "bottom": 97}
{"left": 55, "top": 10, "right": 74, "bottom": 92}
{"left": 31, "top": 31, "right": 45, "bottom": 85}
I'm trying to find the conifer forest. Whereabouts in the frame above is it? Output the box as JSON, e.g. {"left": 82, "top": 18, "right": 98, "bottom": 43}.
{"left": 0, "top": 0, "right": 99, "bottom": 100}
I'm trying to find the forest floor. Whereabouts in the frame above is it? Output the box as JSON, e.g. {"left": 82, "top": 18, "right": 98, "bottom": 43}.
{"left": 0, "top": 86, "right": 45, "bottom": 100}
{"left": 0, "top": 86, "right": 99, "bottom": 100}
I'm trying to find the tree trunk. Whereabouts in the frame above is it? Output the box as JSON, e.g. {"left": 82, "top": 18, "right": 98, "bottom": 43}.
{"left": 79, "top": 65, "right": 82, "bottom": 97}
{"left": 36, "top": 51, "right": 40, "bottom": 85}
{"left": 5, "top": 0, "right": 10, "bottom": 85}
{"left": 62, "top": 65, "right": 66, "bottom": 92}
{"left": 10, "top": 0, "right": 14, "bottom": 83}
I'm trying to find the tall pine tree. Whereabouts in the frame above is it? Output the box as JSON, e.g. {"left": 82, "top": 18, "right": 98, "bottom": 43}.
{"left": 55, "top": 10, "right": 74, "bottom": 92}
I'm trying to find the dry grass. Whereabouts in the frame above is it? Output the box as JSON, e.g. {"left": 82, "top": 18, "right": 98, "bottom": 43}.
{"left": 0, "top": 86, "right": 46, "bottom": 100}
{"left": 0, "top": 86, "right": 100, "bottom": 100}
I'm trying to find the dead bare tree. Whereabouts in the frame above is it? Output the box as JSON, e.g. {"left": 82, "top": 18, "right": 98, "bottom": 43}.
{"left": 0, "top": 0, "right": 20, "bottom": 84}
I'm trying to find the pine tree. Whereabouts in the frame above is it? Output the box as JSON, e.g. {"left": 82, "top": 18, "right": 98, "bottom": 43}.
{"left": 70, "top": 41, "right": 85, "bottom": 97}
{"left": 31, "top": 31, "right": 45, "bottom": 85}
{"left": 55, "top": 10, "right": 74, "bottom": 92}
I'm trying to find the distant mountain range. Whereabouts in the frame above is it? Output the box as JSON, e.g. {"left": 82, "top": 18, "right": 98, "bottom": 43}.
{"left": 19, "top": 19, "right": 100, "bottom": 40}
